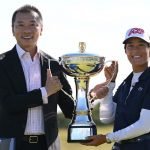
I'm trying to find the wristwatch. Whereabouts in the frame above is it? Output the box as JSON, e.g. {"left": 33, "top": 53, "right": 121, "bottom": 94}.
{"left": 106, "top": 134, "right": 112, "bottom": 144}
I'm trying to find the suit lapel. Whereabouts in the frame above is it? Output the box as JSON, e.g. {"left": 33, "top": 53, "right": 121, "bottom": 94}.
{"left": 39, "top": 52, "right": 48, "bottom": 87}
{"left": 4, "top": 47, "right": 27, "bottom": 92}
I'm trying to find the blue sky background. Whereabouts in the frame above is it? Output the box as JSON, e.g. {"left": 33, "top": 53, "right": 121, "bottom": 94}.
{"left": 0, "top": 0, "right": 150, "bottom": 99}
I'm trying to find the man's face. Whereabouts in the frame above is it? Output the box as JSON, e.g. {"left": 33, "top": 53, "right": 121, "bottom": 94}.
{"left": 125, "top": 37, "right": 150, "bottom": 71}
{"left": 12, "top": 12, "right": 43, "bottom": 52}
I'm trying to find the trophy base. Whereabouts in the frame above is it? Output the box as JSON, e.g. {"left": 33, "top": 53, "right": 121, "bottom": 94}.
{"left": 67, "top": 124, "right": 97, "bottom": 143}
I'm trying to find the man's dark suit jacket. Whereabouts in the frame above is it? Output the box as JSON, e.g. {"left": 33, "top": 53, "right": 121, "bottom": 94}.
{"left": 0, "top": 46, "right": 74, "bottom": 147}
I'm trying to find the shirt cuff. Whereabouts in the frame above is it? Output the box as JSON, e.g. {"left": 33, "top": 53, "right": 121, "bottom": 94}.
{"left": 40, "top": 87, "right": 48, "bottom": 104}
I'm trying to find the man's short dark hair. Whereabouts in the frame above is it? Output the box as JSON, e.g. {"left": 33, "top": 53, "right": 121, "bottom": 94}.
{"left": 12, "top": 4, "right": 43, "bottom": 27}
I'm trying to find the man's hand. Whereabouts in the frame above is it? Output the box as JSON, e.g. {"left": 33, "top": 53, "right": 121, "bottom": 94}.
{"left": 45, "top": 69, "right": 63, "bottom": 96}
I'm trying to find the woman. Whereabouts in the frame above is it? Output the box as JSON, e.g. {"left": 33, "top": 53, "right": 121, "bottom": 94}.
{"left": 83, "top": 27, "right": 150, "bottom": 150}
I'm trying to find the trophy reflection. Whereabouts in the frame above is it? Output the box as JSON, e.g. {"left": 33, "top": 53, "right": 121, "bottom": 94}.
{"left": 59, "top": 42, "right": 106, "bottom": 143}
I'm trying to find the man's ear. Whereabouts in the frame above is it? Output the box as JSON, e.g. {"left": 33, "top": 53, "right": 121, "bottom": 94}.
{"left": 40, "top": 26, "right": 43, "bottom": 36}
{"left": 12, "top": 26, "right": 15, "bottom": 36}
{"left": 124, "top": 49, "right": 127, "bottom": 54}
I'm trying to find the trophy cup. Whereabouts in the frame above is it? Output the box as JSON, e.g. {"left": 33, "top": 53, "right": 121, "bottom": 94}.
{"left": 59, "top": 42, "right": 112, "bottom": 143}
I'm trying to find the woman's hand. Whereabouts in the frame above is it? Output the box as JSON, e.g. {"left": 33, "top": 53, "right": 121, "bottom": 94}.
{"left": 104, "top": 61, "right": 118, "bottom": 82}
{"left": 89, "top": 82, "right": 109, "bottom": 100}
{"left": 81, "top": 134, "right": 107, "bottom": 146}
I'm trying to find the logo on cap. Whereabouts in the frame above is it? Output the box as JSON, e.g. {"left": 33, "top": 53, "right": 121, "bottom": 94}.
{"left": 128, "top": 28, "right": 144, "bottom": 36}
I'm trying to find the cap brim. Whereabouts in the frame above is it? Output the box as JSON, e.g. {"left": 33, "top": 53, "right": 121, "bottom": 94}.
{"left": 123, "top": 37, "right": 149, "bottom": 44}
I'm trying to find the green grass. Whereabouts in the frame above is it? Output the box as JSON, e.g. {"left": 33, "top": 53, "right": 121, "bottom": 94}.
{"left": 59, "top": 125, "right": 113, "bottom": 150}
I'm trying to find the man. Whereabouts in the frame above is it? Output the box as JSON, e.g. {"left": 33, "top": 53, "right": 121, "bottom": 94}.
{"left": 0, "top": 4, "right": 74, "bottom": 150}
{"left": 82, "top": 27, "right": 150, "bottom": 150}
{"left": 0, "top": 139, "right": 12, "bottom": 150}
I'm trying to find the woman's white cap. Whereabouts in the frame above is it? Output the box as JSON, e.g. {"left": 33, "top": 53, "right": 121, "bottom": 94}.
{"left": 123, "top": 27, "right": 150, "bottom": 44}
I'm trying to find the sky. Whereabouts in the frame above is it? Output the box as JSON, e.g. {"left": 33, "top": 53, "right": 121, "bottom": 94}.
{"left": 0, "top": 0, "right": 150, "bottom": 98}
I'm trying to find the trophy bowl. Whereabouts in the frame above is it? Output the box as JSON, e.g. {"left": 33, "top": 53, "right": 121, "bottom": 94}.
{"left": 59, "top": 42, "right": 106, "bottom": 143}
{"left": 59, "top": 53, "right": 105, "bottom": 77}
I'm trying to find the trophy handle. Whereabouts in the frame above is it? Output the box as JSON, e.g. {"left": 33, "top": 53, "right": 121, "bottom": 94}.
{"left": 89, "top": 60, "right": 117, "bottom": 102}
{"left": 104, "top": 60, "right": 117, "bottom": 86}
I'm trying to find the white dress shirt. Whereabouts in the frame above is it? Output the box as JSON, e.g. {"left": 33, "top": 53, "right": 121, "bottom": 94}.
{"left": 16, "top": 44, "right": 48, "bottom": 135}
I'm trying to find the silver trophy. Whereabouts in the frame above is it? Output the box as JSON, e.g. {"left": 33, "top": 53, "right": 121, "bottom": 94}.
{"left": 59, "top": 42, "right": 113, "bottom": 143}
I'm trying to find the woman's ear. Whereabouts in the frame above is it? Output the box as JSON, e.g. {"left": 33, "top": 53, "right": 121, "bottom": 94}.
{"left": 124, "top": 44, "right": 127, "bottom": 54}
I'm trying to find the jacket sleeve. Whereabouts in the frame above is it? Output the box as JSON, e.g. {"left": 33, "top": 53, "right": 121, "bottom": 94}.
{"left": 0, "top": 59, "right": 43, "bottom": 113}
{"left": 58, "top": 70, "right": 75, "bottom": 119}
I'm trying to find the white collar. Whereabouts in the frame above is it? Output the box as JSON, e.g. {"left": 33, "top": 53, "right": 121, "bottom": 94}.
{"left": 16, "top": 44, "right": 40, "bottom": 59}
{"left": 131, "top": 71, "right": 143, "bottom": 85}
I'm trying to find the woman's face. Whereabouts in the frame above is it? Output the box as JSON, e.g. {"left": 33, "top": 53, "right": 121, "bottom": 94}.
{"left": 125, "top": 37, "right": 150, "bottom": 72}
